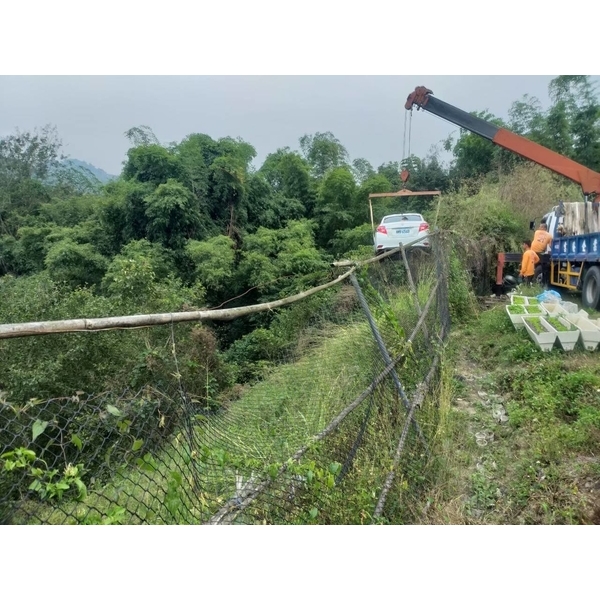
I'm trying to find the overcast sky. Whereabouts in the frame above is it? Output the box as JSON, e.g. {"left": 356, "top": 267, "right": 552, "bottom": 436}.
{"left": 2, "top": 76, "right": 599, "bottom": 177}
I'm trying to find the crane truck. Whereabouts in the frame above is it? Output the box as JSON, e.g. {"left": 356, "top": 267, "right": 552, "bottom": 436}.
{"left": 404, "top": 86, "right": 600, "bottom": 309}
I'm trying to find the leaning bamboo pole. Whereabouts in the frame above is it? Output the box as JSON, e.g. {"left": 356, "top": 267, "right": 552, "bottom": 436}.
{"left": 0, "top": 269, "right": 356, "bottom": 340}
{"left": 0, "top": 234, "right": 437, "bottom": 341}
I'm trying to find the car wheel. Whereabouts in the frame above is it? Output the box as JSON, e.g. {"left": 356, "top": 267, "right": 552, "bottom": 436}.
{"left": 582, "top": 265, "right": 600, "bottom": 310}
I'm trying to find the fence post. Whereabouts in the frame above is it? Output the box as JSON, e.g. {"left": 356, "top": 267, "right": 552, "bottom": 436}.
{"left": 399, "top": 243, "right": 431, "bottom": 347}
{"left": 349, "top": 273, "right": 429, "bottom": 455}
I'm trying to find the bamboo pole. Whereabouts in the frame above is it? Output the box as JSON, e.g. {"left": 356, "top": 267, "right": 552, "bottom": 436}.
{"left": 0, "top": 229, "right": 442, "bottom": 341}
{"left": 0, "top": 268, "right": 356, "bottom": 340}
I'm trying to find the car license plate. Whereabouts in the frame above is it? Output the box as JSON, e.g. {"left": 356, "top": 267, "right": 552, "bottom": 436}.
{"left": 396, "top": 228, "right": 410, "bottom": 234}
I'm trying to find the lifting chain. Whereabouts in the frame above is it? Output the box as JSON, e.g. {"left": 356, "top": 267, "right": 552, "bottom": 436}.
{"left": 400, "top": 108, "right": 413, "bottom": 185}
{"left": 402, "top": 109, "right": 408, "bottom": 164}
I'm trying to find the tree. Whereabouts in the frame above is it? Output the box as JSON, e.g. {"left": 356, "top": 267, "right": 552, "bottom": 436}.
{"left": 12, "top": 225, "right": 56, "bottom": 274}
{"left": 102, "top": 251, "right": 157, "bottom": 304}
{"left": 0, "top": 126, "right": 64, "bottom": 235}
{"left": 259, "top": 148, "right": 315, "bottom": 216}
{"left": 124, "top": 125, "right": 160, "bottom": 147}
{"left": 351, "top": 158, "right": 376, "bottom": 185}
{"left": 238, "top": 220, "right": 327, "bottom": 299}
{"left": 50, "top": 162, "right": 103, "bottom": 196}
{"left": 244, "top": 174, "right": 305, "bottom": 231}
{"left": 100, "top": 239, "right": 175, "bottom": 304}
{"left": 357, "top": 172, "right": 403, "bottom": 225}
{"left": 112, "top": 239, "right": 174, "bottom": 280}
{"left": 548, "top": 76, "right": 600, "bottom": 170}
{"left": 330, "top": 224, "right": 374, "bottom": 258}
{"left": 315, "top": 166, "right": 357, "bottom": 247}
{"left": 122, "top": 144, "right": 180, "bottom": 186}
{"left": 216, "top": 136, "right": 257, "bottom": 170}
{"left": 38, "top": 194, "right": 99, "bottom": 229}
{"left": 0, "top": 125, "right": 64, "bottom": 184}
{"left": 97, "top": 180, "right": 156, "bottom": 252}
{"left": 377, "top": 162, "right": 402, "bottom": 191}
{"left": 508, "top": 95, "right": 546, "bottom": 139}
{"left": 507, "top": 77, "right": 600, "bottom": 171}
{"left": 544, "top": 101, "right": 574, "bottom": 158}
{"left": 0, "top": 178, "right": 51, "bottom": 226}
{"left": 208, "top": 155, "right": 248, "bottom": 238}
{"left": 444, "top": 110, "right": 509, "bottom": 181}
{"left": 399, "top": 152, "right": 450, "bottom": 196}
{"left": 173, "top": 133, "right": 220, "bottom": 202}
{"left": 299, "top": 132, "right": 350, "bottom": 179}
{"left": 144, "top": 179, "right": 202, "bottom": 249}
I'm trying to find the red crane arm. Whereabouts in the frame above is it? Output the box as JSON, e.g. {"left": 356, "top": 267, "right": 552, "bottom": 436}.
{"left": 405, "top": 86, "right": 600, "bottom": 199}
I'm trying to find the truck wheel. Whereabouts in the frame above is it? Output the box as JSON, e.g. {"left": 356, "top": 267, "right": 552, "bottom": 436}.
{"left": 534, "top": 265, "right": 543, "bottom": 286}
{"left": 582, "top": 266, "right": 600, "bottom": 310}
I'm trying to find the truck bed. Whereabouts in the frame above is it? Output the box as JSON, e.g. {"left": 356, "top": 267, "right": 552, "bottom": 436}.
{"left": 552, "top": 233, "right": 600, "bottom": 261}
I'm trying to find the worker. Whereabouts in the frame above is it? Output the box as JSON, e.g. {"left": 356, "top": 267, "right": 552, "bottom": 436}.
{"left": 519, "top": 240, "right": 540, "bottom": 285}
{"left": 531, "top": 222, "right": 553, "bottom": 287}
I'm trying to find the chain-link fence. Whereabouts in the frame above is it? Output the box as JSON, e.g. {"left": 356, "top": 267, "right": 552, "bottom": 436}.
{"left": 1, "top": 232, "right": 453, "bottom": 525}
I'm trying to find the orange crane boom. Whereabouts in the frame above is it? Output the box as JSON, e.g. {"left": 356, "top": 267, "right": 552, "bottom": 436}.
{"left": 405, "top": 86, "right": 600, "bottom": 201}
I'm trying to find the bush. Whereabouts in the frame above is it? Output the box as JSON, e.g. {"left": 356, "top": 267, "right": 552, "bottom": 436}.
{"left": 330, "top": 223, "right": 373, "bottom": 258}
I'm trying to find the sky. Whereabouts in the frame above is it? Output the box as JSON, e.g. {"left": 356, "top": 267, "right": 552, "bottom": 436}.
{"left": 3, "top": 75, "right": 597, "bottom": 177}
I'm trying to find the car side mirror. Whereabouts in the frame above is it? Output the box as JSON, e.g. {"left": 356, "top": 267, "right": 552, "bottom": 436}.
{"left": 529, "top": 221, "right": 535, "bottom": 231}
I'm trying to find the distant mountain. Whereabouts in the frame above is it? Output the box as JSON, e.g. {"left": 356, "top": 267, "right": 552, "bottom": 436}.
{"left": 63, "top": 159, "right": 117, "bottom": 184}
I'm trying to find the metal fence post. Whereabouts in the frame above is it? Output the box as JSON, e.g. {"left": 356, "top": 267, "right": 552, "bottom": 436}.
{"left": 399, "top": 243, "right": 431, "bottom": 347}
{"left": 349, "top": 273, "right": 429, "bottom": 455}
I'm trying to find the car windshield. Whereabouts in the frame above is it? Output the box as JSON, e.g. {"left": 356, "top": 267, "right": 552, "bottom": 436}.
{"left": 383, "top": 215, "right": 421, "bottom": 224}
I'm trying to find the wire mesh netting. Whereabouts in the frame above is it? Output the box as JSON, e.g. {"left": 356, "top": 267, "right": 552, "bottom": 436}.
{"left": 1, "top": 233, "right": 453, "bottom": 525}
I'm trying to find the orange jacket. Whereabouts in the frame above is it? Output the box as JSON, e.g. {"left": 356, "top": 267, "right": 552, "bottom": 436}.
{"left": 520, "top": 249, "right": 540, "bottom": 277}
{"left": 531, "top": 229, "right": 553, "bottom": 253}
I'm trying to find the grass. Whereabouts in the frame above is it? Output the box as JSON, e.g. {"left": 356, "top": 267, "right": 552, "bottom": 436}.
{"left": 421, "top": 304, "right": 600, "bottom": 525}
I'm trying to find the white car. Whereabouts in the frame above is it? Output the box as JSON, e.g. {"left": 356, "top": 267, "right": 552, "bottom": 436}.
{"left": 374, "top": 213, "right": 430, "bottom": 255}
